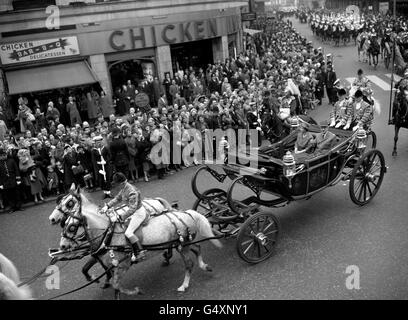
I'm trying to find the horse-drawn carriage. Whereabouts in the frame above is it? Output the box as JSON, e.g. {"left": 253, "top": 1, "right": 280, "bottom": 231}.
{"left": 191, "top": 124, "right": 386, "bottom": 263}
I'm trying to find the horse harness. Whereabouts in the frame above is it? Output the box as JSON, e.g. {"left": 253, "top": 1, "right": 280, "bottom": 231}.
{"left": 103, "top": 200, "right": 196, "bottom": 250}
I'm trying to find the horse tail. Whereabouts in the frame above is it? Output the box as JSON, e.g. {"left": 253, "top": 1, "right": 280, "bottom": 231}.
{"left": 0, "top": 253, "right": 20, "bottom": 284}
{"left": 186, "top": 210, "right": 223, "bottom": 249}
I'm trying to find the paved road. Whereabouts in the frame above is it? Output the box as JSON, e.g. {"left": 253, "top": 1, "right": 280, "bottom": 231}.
{"left": 1, "top": 18, "right": 408, "bottom": 300}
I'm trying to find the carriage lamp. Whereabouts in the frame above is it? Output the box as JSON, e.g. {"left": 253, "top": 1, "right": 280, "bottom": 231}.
{"left": 283, "top": 151, "right": 296, "bottom": 188}
{"left": 290, "top": 117, "right": 300, "bottom": 130}
{"left": 356, "top": 127, "right": 367, "bottom": 150}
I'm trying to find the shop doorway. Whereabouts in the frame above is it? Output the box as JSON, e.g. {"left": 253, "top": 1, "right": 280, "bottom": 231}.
{"left": 170, "top": 39, "right": 214, "bottom": 73}
{"left": 108, "top": 59, "right": 146, "bottom": 93}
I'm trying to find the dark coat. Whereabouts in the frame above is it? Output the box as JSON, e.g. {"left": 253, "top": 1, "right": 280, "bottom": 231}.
{"left": 0, "top": 157, "right": 20, "bottom": 189}
{"left": 109, "top": 137, "right": 130, "bottom": 167}
{"left": 63, "top": 151, "right": 78, "bottom": 187}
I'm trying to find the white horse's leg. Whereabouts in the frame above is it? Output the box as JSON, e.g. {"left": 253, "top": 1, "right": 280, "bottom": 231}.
{"left": 177, "top": 247, "right": 194, "bottom": 292}
{"left": 190, "top": 244, "right": 212, "bottom": 272}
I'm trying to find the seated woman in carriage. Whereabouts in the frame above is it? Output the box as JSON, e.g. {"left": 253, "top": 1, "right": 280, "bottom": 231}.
{"left": 294, "top": 122, "right": 315, "bottom": 157}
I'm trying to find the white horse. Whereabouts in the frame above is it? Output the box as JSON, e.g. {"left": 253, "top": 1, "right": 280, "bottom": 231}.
{"left": 49, "top": 185, "right": 222, "bottom": 299}
{"left": 0, "top": 253, "right": 32, "bottom": 300}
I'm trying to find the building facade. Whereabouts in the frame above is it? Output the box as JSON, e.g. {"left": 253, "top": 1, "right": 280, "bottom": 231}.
{"left": 0, "top": 0, "right": 246, "bottom": 107}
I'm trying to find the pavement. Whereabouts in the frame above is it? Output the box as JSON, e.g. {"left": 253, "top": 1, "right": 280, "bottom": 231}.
{"left": 1, "top": 18, "right": 408, "bottom": 300}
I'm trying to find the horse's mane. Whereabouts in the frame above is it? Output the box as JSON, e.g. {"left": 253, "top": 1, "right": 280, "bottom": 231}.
{"left": 79, "top": 192, "right": 109, "bottom": 227}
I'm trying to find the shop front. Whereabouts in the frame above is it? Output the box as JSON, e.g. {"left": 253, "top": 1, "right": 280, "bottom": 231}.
{"left": 0, "top": 9, "right": 242, "bottom": 120}
{"left": 0, "top": 36, "right": 101, "bottom": 120}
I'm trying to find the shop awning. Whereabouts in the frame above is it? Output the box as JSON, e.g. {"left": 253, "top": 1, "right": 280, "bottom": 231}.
{"left": 243, "top": 28, "right": 263, "bottom": 35}
{"left": 5, "top": 61, "right": 98, "bottom": 95}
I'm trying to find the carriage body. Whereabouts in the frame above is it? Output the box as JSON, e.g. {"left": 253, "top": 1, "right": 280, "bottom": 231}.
{"left": 191, "top": 124, "right": 386, "bottom": 263}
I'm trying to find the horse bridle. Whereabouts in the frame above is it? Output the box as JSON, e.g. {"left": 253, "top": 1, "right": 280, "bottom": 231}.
{"left": 59, "top": 194, "right": 87, "bottom": 245}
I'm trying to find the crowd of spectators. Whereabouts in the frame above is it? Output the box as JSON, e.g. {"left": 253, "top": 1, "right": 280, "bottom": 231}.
{"left": 0, "top": 16, "right": 339, "bottom": 213}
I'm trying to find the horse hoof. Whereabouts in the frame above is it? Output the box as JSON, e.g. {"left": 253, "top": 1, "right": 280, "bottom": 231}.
{"left": 205, "top": 265, "right": 213, "bottom": 272}
{"left": 392, "top": 151, "right": 397, "bottom": 156}
{"left": 161, "top": 260, "right": 170, "bottom": 267}
{"left": 177, "top": 286, "right": 187, "bottom": 292}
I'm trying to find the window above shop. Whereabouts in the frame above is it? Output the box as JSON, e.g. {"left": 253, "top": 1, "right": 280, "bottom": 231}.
{"left": 12, "top": 0, "right": 56, "bottom": 11}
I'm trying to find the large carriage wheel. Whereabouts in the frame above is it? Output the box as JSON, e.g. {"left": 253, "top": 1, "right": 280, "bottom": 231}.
{"left": 236, "top": 211, "right": 280, "bottom": 264}
{"left": 192, "top": 188, "right": 237, "bottom": 220}
{"left": 349, "top": 149, "right": 386, "bottom": 206}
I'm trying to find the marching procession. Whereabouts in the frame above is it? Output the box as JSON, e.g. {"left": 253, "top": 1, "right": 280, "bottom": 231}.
{"left": 1, "top": 1, "right": 408, "bottom": 304}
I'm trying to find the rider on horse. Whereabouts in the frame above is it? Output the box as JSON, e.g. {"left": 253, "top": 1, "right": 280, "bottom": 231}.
{"left": 103, "top": 172, "right": 147, "bottom": 262}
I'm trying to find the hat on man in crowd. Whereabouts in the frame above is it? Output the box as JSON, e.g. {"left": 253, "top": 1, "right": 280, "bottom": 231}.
{"left": 93, "top": 135, "right": 103, "bottom": 142}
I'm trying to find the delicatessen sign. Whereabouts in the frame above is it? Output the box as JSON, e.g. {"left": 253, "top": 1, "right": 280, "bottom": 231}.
{"left": 0, "top": 36, "right": 80, "bottom": 65}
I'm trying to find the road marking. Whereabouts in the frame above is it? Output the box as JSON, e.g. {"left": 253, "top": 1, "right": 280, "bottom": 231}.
{"left": 366, "top": 75, "right": 392, "bottom": 91}
{"left": 384, "top": 73, "right": 402, "bottom": 82}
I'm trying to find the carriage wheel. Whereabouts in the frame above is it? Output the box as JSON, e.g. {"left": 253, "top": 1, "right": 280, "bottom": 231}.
{"left": 349, "top": 150, "right": 386, "bottom": 206}
{"left": 192, "top": 188, "right": 237, "bottom": 220}
{"left": 365, "top": 131, "right": 377, "bottom": 150}
{"left": 236, "top": 211, "right": 280, "bottom": 264}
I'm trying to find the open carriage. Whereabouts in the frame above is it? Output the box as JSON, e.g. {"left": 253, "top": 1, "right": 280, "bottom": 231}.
{"left": 191, "top": 124, "right": 386, "bottom": 263}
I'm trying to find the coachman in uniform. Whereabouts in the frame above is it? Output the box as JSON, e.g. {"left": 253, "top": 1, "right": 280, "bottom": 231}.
{"left": 92, "top": 136, "right": 112, "bottom": 199}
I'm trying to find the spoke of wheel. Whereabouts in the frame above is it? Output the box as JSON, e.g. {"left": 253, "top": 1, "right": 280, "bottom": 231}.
{"left": 366, "top": 181, "right": 373, "bottom": 197}
{"left": 263, "top": 221, "right": 275, "bottom": 233}
{"left": 358, "top": 180, "right": 365, "bottom": 201}
{"left": 241, "top": 238, "right": 253, "bottom": 246}
{"left": 368, "top": 180, "right": 378, "bottom": 190}
{"left": 354, "top": 179, "right": 364, "bottom": 196}
{"left": 264, "top": 229, "right": 278, "bottom": 236}
{"left": 363, "top": 181, "right": 367, "bottom": 201}
{"left": 261, "top": 216, "right": 268, "bottom": 232}
{"left": 256, "top": 217, "right": 260, "bottom": 232}
{"left": 257, "top": 242, "right": 262, "bottom": 258}
{"left": 243, "top": 241, "right": 254, "bottom": 255}
{"left": 199, "top": 202, "right": 211, "bottom": 211}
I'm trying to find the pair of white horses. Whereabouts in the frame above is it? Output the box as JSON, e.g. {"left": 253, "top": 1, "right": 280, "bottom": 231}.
{"left": 47, "top": 185, "right": 222, "bottom": 299}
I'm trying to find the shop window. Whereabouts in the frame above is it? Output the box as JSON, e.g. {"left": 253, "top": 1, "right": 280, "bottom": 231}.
{"left": 170, "top": 39, "right": 214, "bottom": 75}
{"left": 12, "top": 0, "right": 55, "bottom": 10}
{"left": 108, "top": 59, "right": 154, "bottom": 93}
